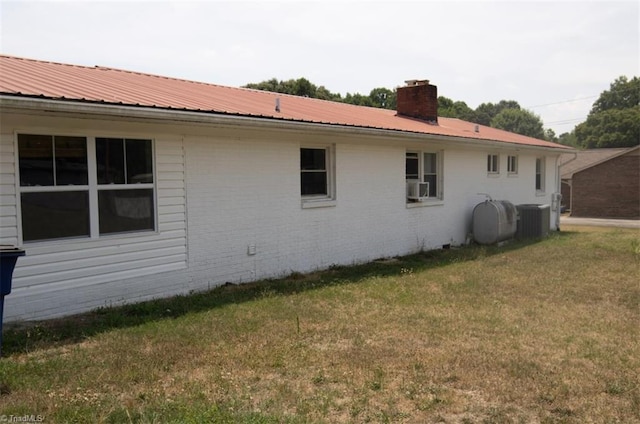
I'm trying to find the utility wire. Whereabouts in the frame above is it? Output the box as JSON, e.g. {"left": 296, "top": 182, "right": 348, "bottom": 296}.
{"left": 528, "top": 83, "right": 637, "bottom": 109}
{"left": 527, "top": 95, "right": 597, "bottom": 109}
{"left": 545, "top": 117, "right": 586, "bottom": 126}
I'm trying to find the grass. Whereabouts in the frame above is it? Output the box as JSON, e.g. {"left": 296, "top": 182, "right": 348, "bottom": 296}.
{"left": 0, "top": 227, "right": 638, "bottom": 423}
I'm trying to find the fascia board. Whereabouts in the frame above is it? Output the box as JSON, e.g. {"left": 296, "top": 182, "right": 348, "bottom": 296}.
{"left": 1, "top": 95, "right": 572, "bottom": 154}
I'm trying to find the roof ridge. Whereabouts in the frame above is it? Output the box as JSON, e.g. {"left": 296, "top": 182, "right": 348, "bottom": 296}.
{"left": 0, "top": 54, "right": 369, "bottom": 104}
{"left": 0, "top": 53, "right": 239, "bottom": 91}
{"left": 0, "top": 53, "right": 97, "bottom": 70}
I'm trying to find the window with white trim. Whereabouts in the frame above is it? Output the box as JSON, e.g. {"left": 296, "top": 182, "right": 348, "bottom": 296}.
{"left": 535, "top": 157, "right": 545, "bottom": 192}
{"left": 487, "top": 154, "right": 499, "bottom": 174}
{"left": 405, "top": 151, "right": 442, "bottom": 201}
{"left": 17, "top": 133, "right": 155, "bottom": 242}
{"left": 507, "top": 155, "right": 518, "bottom": 174}
{"left": 300, "top": 146, "right": 334, "bottom": 200}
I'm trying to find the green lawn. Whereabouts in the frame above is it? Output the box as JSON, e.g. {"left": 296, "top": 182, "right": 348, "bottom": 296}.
{"left": 1, "top": 227, "right": 638, "bottom": 423}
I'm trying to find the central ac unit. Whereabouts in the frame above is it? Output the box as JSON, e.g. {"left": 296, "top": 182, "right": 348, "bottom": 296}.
{"left": 407, "top": 181, "right": 429, "bottom": 201}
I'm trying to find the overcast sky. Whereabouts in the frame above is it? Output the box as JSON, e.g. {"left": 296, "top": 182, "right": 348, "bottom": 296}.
{"left": 1, "top": 0, "right": 638, "bottom": 135}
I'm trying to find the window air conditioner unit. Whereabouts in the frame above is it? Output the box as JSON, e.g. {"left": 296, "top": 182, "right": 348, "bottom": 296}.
{"left": 407, "top": 181, "right": 429, "bottom": 201}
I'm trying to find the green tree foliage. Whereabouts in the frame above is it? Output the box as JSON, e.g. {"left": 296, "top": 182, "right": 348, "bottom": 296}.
{"left": 557, "top": 131, "right": 579, "bottom": 148}
{"left": 574, "top": 76, "right": 640, "bottom": 148}
{"left": 438, "top": 96, "right": 476, "bottom": 122}
{"left": 474, "top": 100, "right": 521, "bottom": 126}
{"left": 315, "top": 86, "right": 338, "bottom": 101}
{"left": 244, "top": 78, "right": 343, "bottom": 101}
{"left": 343, "top": 92, "right": 373, "bottom": 107}
{"left": 368, "top": 87, "right": 396, "bottom": 109}
{"left": 245, "top": 77, "right": 561, "bottom": 141}
{"left": 575, "top": 107, "right": 640, "bottom": 148}
{"left": 544, "top": 128, "right": 558, "bottom": 143}
{"left": 591, "top": 76, "right": 640, "bottom": 113}
{"left": 491, "top": 108, "right": 545, "bottom": 139}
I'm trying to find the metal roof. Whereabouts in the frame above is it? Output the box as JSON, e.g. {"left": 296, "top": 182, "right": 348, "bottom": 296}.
{"left": 0, "top": 54, "right": 570, "bottom": 150}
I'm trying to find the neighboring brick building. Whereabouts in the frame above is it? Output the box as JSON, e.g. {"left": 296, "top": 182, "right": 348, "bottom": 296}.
{"left": 560, "top": 146, "right": 640, "bottom": 218}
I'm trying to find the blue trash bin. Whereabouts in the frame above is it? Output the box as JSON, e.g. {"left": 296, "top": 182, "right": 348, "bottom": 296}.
{"left": 1, "top": 246, "right": 26, "bottom": 357}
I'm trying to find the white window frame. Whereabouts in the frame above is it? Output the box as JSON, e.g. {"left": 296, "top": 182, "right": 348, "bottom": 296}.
{"left": 535, "top": 157, "right": 545, "bottom": 193}
{"left": 300, "top": 144, "right": 336, "bottom": 208}
{"left": 16, "top": 132, "right": 158, "bottom": 244}
{"left": 405, "top": 150, "right": 444, "bottom": 206}
{"left": 487, "top": 154, "right": 499, "bottom": 175}
{"left": 507, "top": 155, "right": 518, "bottom": 175}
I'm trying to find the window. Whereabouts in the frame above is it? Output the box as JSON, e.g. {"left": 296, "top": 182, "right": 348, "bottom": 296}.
{"left": 17, "top": 133, "right": 155, "bottom": 242}
{"left": 96, "top": 138, "right": 155, "bottom": 234}
{"left": 487, "top": 154, "right": 499, "bottom": 174}
{"left": 300, "top": 146, "right": 334, "bottom": 200}
{"left": 405, "top": 151, "right": 442, "bottom": 201}
{"left": 18, "top": 134, "right": 90, "bottom": 241}
{"left": 535, "top": 157, "right": 545, "bottom": 192}
{"left": 507, "top": 155, "right": 518, "bottom": 174}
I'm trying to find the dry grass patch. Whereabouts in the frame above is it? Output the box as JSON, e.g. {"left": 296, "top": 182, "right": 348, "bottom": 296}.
{"left": 1, "top": 227, "right": 638, "bottom": 423}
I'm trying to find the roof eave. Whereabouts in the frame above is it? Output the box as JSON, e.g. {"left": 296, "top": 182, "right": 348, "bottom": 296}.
{"left": 0, "top": 95, "right": 572, "bottom": 153}
{"left": 562, "top": 145, "right": 640, "bottom": 178}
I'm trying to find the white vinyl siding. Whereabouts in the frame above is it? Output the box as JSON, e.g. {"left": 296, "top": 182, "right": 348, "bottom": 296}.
{"left": 8, "top": 135, "right": 187, "bottom": 294}
{"left": 0, "top": 133, "right": 18, "bottom": 246}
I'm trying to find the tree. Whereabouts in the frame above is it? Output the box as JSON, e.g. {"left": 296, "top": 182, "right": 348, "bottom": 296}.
{"left": 574, "top": 75, "right": 640, "bottom": 148}
{"left": 343, "top": 92, "right": 373, "bottom": 107}
{"left": 244, "top": 78, "right": 280, "bottom": 93}
{"left": 591, "top": 76, "right": 640, "bottom": 114}
{"left": 438, "top": 96, "right": 476, "bottom": 121}
{"left": 491, "top": 108, "right": 545, "bottom": 139}
{"left": 474, "top": 100, "right": 521, "bottom": 126}
{"left": 369, "top": 87, "right": 396, "bottom": 109}
{"left": 292, "top": 78, "right": 315, "bottom": 97}
{"left": 315, "top": 85, "right": 342, "bottom": 101}
{"left": 557, "top": 131, "right": 579, "bottom": 148}
{"left": 244, "top": 77, "right": 341, "bottom": 100}
{"left": 544, "top": 128, "right": 558, "bottom": 143}
{"left": 575, "top": 107, "right": 640, "bottom": 148}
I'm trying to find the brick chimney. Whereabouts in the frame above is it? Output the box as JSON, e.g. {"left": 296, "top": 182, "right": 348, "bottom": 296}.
{"left": 396, "top": 79, "right": 438, "bottom": 123}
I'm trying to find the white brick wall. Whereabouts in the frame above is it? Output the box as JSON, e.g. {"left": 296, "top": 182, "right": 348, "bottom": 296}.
{"left": 0, "top": 112, "right": 562, "bottom": 321}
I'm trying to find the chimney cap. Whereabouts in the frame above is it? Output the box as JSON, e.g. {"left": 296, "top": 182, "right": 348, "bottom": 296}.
{"left": 404, "top": 79, "right": 430, "bottom": 86}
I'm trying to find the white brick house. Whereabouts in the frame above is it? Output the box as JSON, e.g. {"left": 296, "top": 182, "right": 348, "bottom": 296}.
{"left": 0, "top": 56, "right": 571, "bottom": 321}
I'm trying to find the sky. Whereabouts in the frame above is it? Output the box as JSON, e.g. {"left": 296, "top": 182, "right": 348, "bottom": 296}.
{"left": 1, "top": 0, "right": 638, "bottom": 135}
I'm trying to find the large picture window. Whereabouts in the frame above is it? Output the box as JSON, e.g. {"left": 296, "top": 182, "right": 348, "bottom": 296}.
{"left": 17, "top": 133, "right": 155, "bottom": 242}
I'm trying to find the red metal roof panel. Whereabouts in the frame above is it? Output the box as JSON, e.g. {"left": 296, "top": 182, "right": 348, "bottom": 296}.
{"left": 0, "top": 55, "right": 570, "bottom": 150}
